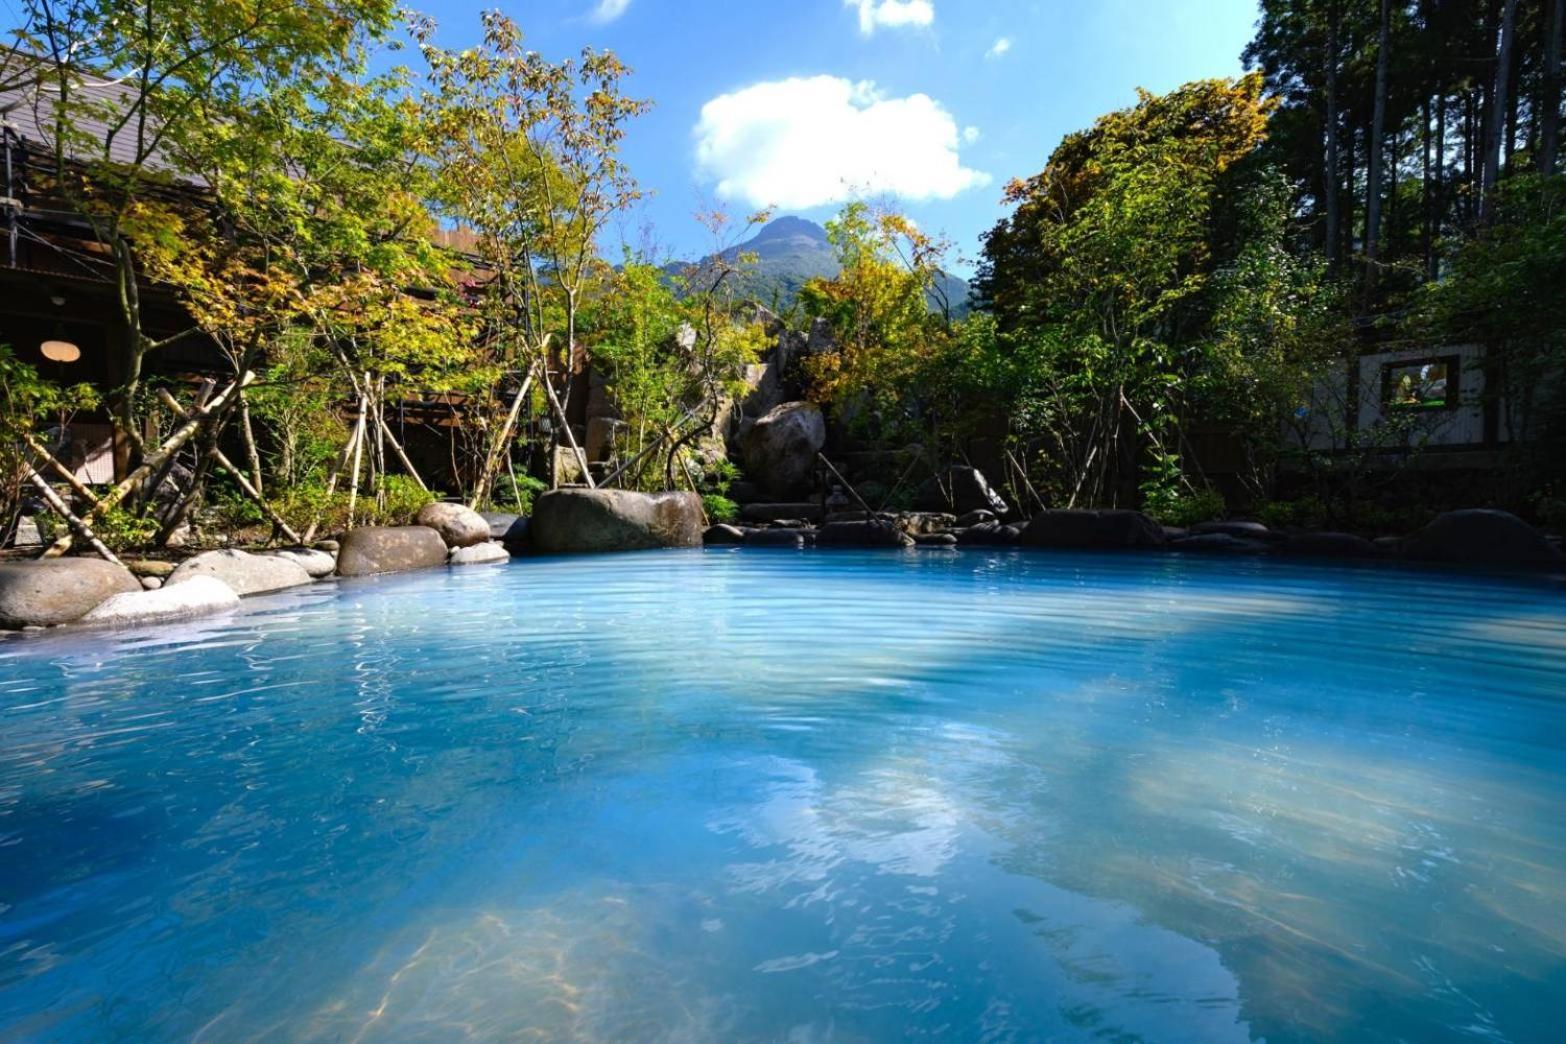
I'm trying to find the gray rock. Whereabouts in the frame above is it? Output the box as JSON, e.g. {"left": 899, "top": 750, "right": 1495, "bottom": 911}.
{"left": 314, "top": 539, "right": 341, "bottom": 553}
{"left": 337, "top": 526, "right": 451, "bottom": 577}
{"left": 1283, "top": 532, "right": 1381, "bottom": 558}
{"left": 825, "top": 510, "right": 874, "bottom": 524}
{"left": 1400, "top": 509, "right": 1564, "bottom": 568}
{"left": 955, "top": 509, "right": 996, "bottom": 527}
{"left": 1020, "top": 510, "right": 1165, "bottom": 550}
{"left": 956, "top": 521, "right": 1018, "bottom": 546}
{"left": 449, "top": 541, "right": 511, "bottom": 566}
{"left": 817, "top": 520, "right": 915, "bottom": 548}
{"left": 82, "top": 575, "right": 239, "bottom": 627}
{"left": 916, "top": 466, "right": 1010, "bottom": 516}
{"left": 531, "top": 489, "right": 704, "bottom": 554}
{"left": 1190, "top": 520, "right": 1278, "bottom": 541}
{"left": 742, "top": 402, "right": 826, "bottom": 498}
{"left": 168, "top": 549, "right": 313, "bottom": 597}
{"left": 900, "top": 512, "right": 957, "bottom": 536}
{"left": 703, "top": 524, "right": 746, "bottom": 545}
{"left": 914, "top": 533, "right": 959, "bottom": 546}
{"left": 1169, "top": 534, "right": 1272, "bottom": 554}
{"left": 0, "top": 558, "right": 141, "bottom": 629}
{"left": 415, "top": 502, "right": 491, "bottom": 549}
{"left": 480, "top": 512, "right": 521, "bottom": 540}
{"left": 268, "top": 548, "right": 337, "bottom": 578}
{"left": 13, "top": 516, "right": 42, "bottom": 547}
{"left": 741, "top": 502, "right": 824, "bottom": 524}
{"left": 140, "top": 576, "right": 163, "bottom": 591}
{"left": 743, "top": 528, "right": 806, "bottom": 548}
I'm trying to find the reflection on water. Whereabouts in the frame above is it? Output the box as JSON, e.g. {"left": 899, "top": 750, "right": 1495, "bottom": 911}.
{"left": 1, "top": 550, "right": 1564, "bottom": 1042}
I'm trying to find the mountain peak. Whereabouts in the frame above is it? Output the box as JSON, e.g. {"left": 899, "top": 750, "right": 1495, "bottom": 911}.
{"left": 749, "top": 215, "right": 829, "bottom": 246}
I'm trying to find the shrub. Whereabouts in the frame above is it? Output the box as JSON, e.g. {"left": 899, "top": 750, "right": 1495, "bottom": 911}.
{"left": 702, "top": 493, "right": 739, "bottom": 523}
{"left": 1143, "top": 487, "right": 1226, "bottom": 528}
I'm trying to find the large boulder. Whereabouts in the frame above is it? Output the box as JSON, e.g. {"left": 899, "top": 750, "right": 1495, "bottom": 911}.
{"left": 1400, "top": 510, "right": 1564, "bottom": 569}
{"left": 1283, "top": 532, "right": 1381, "bottom": 558}
{"left": 415, "top": 502, "right": 491, "bottom": 549}
{"left": 703, "top": 524, "right": 745, "bottom": 545}
{"left": 82, "top": 576, "right": 240, "bottom": 628}
{"left": 817, "top": 520, "right": 915, "bottom": 548}
{"left": 0, "top": 558, "right": 140, "bottom": 629}
{"left": 531, "top": 490, "right": 703, "bottom": 553}
{"left": 742, "top": 402, "right": 826, "bottom": 498}
{"left": 167, "top": 549, "right": 313, "bottom": 597}
{"left": 337, "top": 526, "right": 451, "bottom": 577}
{"left": 1020, "top": 510, "right": 1166, "bottom": 550}
{"left": 915, "top": 466, "right": 1010, "bottom": 517}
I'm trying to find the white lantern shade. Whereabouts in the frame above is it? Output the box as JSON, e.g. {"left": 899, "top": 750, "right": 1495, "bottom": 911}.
{"left": 40, "top": 339, "right": 81, "bottom": 363}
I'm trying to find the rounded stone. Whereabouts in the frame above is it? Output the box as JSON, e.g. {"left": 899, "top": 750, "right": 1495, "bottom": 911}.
{"left": 336, "top": 526, "right": 451, "bottom": 577}
{"left": 0, "top": 558, "right": 141, "bottom": 629}
{"left": 531, "top": 490, "right": 703, "bottom": 554}
{"left": 448, "top": 542, "right": 511, "bottom": 566}
{"left": 82, "top": 575, "right": 240, "bottom": 627}
{"left": 167, "top": 549, "right": 313, "bottom": 597}
{"left": 415, "top": 502, "right": 492, "bottom": 549}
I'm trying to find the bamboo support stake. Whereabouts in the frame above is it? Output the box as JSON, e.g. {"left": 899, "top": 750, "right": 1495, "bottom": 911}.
{"left": 301, "top": 409, "right": 364, "bottom": 545}
{"left": 22, "top": 433, "right": 101, "bottom": 507}
{"left": 238, "top": 393, "right": 265, "bottom": 497}
{"left": 345, "top": 378, "right": 369, "bottom": 530}
{"left": 817, "top": 452, "right": 875, "bottom": 515}
{"left": 377, "top": 415, "right": 428, "bottom": 492}
{"left": 468, "top": 368, "right": 535, "bottom": 509}
{"left": 157, "top": 390, "right": 303, "bottom": 545}
{"left": 43, "top": 372, "right": 255, "bottom": 558}
{"left": 539, "top": 361, "right": 595, "bottom": 489}
{"left": 25, "top": 465, "right": 123, "bottom": 566}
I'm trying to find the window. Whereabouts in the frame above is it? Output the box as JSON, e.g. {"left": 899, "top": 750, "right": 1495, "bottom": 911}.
{"left": 1383, "top": 356, "right": 1459, "bottom": 411}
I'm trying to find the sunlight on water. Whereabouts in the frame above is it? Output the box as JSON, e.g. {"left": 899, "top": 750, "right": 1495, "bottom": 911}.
{"left": 1, "top": 549, "right": 1563, "bottom": 1042}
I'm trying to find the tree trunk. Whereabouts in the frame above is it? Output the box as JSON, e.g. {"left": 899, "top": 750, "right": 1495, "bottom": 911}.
{"left": 1431, "top": 95, "right": 1446, "bottom": 280}
{"left": 1482, "top": 0, "right": 1519, "bottom": 222}
{"left": 1364, "top": 0, "right": 1392, "bottom": 286}
{"left": 1544, "top": 0, "right": 1564, "bottom": 175}
{"left": 1324, "top": 2, "right": 1342, "bottom": 264}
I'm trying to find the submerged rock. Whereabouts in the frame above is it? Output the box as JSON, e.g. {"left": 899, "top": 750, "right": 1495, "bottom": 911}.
{"left": 1400, "top": 509, "right": 1564, "bottom": 569}
{"left": 956, "top": 521, "right": 1020, "bottom": 546}
{"left": 742, "top": 402, "right": 826, "bottom": 498}
{"left": 0, "top": 558, "right": 141, "bottom": 629}
{"left": 82, "top": 575, "right": 239, "bottom": 627}
{"left": 531, "top": 490, "right": 703, "bottom": 553}
{"left": 1190, "top": 520, "right": 1278, "bottom": 541}
{"left": 168, "top": 549, "right": 313, "bottom": 597}
{"left": 1020, "top": 510, "right": 1165, "bottom": 550}
{"left": 817, "top": 520, "right": 915, "bottom": 548}
{"left": 1283, "top": 532, "right": 1381, "bottom": 558}
{"left": 416, "top": 502, "right": 491, "bottom": 549}
{"left": 1169, "top": 533, "right": 1273, "bottom": 555}
{"left": 449, "top": 542, "right": 511, "bottom": 567}
{"left": 743, "top": 528, "right": 806, "bottom": 548}
{"left": 703, "top": 524, "right": 745, "bottom": 545}
{"left": 337, "top": 526, "right": 450, "bottom": 577}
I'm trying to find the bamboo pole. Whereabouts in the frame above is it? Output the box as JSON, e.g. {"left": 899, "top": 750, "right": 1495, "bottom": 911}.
{"left": 539, "top": 360, "right": 595, "bottom": 489}
{"left": 22, "top": 433, "right": 101, "bottom": 507}
{"left": 377, "top": 414, "right": 428, "bottom": 492}
{"left": 345, "top": 375, "right": 369, "bottom": 529}
{"left": 238, "top": 393, "right": 265, "bottom": 497}
{"left": 42, "top": 372, "right": 255, "bottom": 558}
{"left": 25, "top": 465, "right": 123, "bottom": 566}
{"left": 468, "top": 368, "right": 535, "bottom": 509}
{"left": 157, "top": 390, "right": 303, "bottom": 545}
{"left": 817, "top": 452, "right": 875, "bottom": 515}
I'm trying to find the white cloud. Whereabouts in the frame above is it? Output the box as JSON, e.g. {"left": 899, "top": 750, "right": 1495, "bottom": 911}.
{"left": 846, "top": 0, "right": 934, "bottom": 35}
{"left": 693, "top": 76, "right": 990, "bottom": 210}
{"left": 589, "top": 0, "right": 631, "bottom": 23}
{"left": 986, "top": 36, "right": 1012, "bottom": 59}
{"left": 962, "top": 125, "right": 981, "bottom": 144}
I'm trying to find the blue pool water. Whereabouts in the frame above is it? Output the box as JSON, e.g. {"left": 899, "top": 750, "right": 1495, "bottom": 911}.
{"left": 1, "top": 549, "right": 1564, "bottom": 1042}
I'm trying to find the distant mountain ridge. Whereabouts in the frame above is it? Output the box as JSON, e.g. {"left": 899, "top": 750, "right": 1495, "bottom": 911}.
{"left": 666, "top": 216, "right": 970, "bottom": 315}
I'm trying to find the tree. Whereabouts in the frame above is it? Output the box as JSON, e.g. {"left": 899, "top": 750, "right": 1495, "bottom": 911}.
{"left": 419, "top": 12, "right": 649, "bottom": 503}
{"left": 976, "top": 75, "right": 1283, "bottom": 510}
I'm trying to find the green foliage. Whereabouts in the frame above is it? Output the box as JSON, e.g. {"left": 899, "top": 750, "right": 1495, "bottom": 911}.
{"left": 1143, "top": 486, "right": 1226, "bottom": 528}
{"left": 93, "top": 507, "right": 160, "bottom": 552}
{"left": 491, "top": 473, "right": 549, "bottom": 516}
{"left": 701, "top": 494, "right": 739, "bottom": 524}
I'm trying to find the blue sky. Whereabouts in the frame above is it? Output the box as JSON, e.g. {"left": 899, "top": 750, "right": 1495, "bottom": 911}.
{"left": 414, "top": 1, "right": 1263, "bottom": 269}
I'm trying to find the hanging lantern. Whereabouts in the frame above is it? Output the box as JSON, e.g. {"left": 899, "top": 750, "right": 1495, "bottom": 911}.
{"left": 40, "top": 339, "right": 81, "bottom": 363}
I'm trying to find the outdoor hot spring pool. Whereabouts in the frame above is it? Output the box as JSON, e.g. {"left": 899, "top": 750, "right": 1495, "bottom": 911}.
{"left": 1, "top": 549, "right": 1564, "bottom": 1042}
